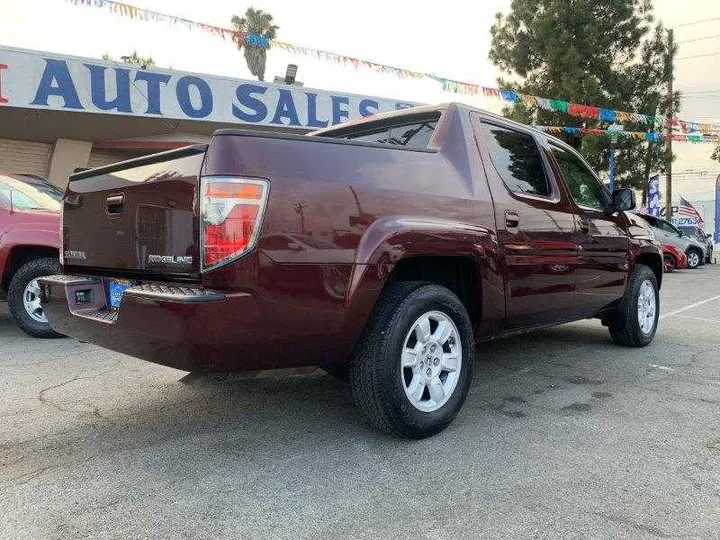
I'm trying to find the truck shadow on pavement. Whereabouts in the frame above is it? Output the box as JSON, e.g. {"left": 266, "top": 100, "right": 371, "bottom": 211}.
{"left": 3, "top": 312, "right": 644, "bottom": 491}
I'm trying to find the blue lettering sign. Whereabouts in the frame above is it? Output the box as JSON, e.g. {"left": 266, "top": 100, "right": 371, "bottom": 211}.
{"left": 85, "top": 64, "right": 132, "bottom": 113}
{"left": 176, "top": 76, "right": 213, "bottom": 119}
{"left": 232, "top": 83, "right": 268, "bottom": 122}
{"left": 331, "top": 95, "right": 350, "bottom": 125}
{"left": 31, "top": 59, "right": 83, "bottom": 109}
{"left": 359, "top": 99, "right": 379, "bottom": 117}
{"left": 135, "top": 71, "right": 171, "bottom": 115}
{"left": 271, "top": 89, "right": 301, "bottom": 126}
{"left": 305, "top": 92, "right": 329, "bottom": 128}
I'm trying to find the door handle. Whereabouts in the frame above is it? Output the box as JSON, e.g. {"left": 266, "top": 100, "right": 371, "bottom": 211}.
{"left": 106, "top": 194, "right": 124, "bottom": 215}
{"left": 505, "top": 210, "right": 519, "bottom": 229}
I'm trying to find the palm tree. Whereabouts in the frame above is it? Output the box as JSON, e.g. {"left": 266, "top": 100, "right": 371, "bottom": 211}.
{"left": 103, "top": 51, "right": 155, "bottom": 69}
{"left": 231, "top": 8, "right": 278, "bottom": 81}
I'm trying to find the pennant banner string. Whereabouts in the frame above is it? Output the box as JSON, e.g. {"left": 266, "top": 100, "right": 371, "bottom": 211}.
{"left": 65, "top": 0, "right": 720, "bottom": 134}
{"left": 534, "top": 125, "right": 720, "bottom": 144}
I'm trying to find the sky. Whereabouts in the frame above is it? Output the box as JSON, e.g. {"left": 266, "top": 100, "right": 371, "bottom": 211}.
{"left": 2, "top": 0, "right": 720, "bottom": 203}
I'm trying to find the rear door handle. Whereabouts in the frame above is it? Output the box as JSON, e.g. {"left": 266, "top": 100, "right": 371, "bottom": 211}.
{"left": 106, "top": 194, "right": 124, "bottom": 215}
{"left": 505, "top": 210, "right": 519, "bottom": 229}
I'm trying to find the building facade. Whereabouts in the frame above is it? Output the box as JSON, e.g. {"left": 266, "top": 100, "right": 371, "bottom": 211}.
{"left": 0, "top": 46, "right": 415, "bottom": 188}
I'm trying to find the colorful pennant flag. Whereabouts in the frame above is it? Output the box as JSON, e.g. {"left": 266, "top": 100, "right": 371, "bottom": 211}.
{"left": 534, "top": 126, "right": 719, "bottom": 143}
{"left": 65, "top": 0, "right": 720, "bottom": 134}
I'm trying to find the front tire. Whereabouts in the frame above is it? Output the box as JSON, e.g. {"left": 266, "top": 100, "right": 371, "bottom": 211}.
{"left": 686, "top": 249, "right": 701, "bottom": 269}
{"left": 7, "top": 258, "right": 64, "bottom": 338}
{"left": 349, "top": 282, "right": 474, "bottom": 439}
{"left": 663, "top": 254, "right": 676, "bottom": 273}
{"left": 608, "top": 263, "right": 658, "bottom": 347}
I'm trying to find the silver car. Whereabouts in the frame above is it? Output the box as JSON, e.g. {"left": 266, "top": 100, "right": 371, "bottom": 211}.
{"left": 678, "top": 225, "right": 713, "bottom": 263}
{"left": 637, "top": 214, "right": 707, "bottom": 269}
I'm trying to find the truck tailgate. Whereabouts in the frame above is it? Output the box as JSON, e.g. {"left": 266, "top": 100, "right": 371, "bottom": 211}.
{"left": 62, "top": 145, "right": 206, "bottom": 279}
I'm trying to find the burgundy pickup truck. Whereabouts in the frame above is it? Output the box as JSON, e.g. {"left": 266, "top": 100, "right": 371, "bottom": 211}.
{"left": 40, "top": 103, "right": 662, "bottom": 438}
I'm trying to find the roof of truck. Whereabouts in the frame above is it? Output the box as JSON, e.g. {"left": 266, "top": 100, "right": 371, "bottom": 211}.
{"left": 215, "top": 101, "right": 585, "bottom": 164}
{"left": 309, "top": 102, "right": 562, "bottom": 144}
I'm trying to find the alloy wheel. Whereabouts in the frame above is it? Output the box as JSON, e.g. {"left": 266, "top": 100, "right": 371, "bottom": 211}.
{"left": 637, "top": 280, "right": 656, "bottom": 335}
{"left": 400, "top": 310, "right": 462, "bottom": 412}
{"left": 23, "top": 278, "right": 47, "bottom": 323}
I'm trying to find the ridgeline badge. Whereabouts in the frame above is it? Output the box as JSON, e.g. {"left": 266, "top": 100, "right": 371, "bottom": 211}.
{"left": 148, "top": 255, "right": 193, "bottom": 265}
{"left": 63, "top": 250, "right": 87, "bottom": 260}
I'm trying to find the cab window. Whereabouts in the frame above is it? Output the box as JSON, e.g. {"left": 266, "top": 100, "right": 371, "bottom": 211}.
{"left": 480, "top": 123, "right": 550, "bottom": 197}
{"left": 549, "top": 145, "right": 609, "bottom": 211}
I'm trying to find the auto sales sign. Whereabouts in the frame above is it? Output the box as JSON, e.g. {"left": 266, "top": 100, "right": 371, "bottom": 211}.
{"left": 0, "top": 46, "right": 416, "bottom": 129}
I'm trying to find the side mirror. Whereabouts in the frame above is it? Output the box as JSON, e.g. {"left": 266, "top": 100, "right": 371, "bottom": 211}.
{"left": 612, "top": 189, "right": 635, "bottom": 211}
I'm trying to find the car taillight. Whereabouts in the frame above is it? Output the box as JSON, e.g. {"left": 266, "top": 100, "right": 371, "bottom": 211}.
{"left": 200, "top": 177, "right": 269, "bottom": 271}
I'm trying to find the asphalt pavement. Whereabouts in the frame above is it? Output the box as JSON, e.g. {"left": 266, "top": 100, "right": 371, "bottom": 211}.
{"left": 1, "top": 266, "right": 720, "bottom": 540}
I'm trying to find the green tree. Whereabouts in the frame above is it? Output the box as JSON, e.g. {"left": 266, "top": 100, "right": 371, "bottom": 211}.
{"left": 489, "top": 0, "right": 679, "bottom": 197}
{"left": 231, "top": 8, "right": 279, "bottom": 81}
{"left": 102, "top": 50, "right": 155, "bottom": 69}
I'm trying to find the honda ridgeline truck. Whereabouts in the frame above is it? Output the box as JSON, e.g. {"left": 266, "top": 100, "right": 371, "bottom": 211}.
{"left": 39, "top": 103, "right": 663, "bottom": 438}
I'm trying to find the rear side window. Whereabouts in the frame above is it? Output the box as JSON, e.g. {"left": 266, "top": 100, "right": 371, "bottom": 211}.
{"left": 388, "top": 122, "right": 436, "bottom": 148}
{"left": 642, "top": 215, "right": 658, "bottom": 228}
{"left": 659, "top": 220, "right": 679, "bottom": 235}
{"left": 347, "top": 130, "right": 389, "bottom": 144}
{"left": 344, "top": 120, "right": 437, "bottom": 149}
{"left": 480, "top": 123, "right": 550, "bottom": 197}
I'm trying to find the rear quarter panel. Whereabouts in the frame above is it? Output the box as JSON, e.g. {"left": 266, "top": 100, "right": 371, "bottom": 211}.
{"left": 200, "top": 105, "right": 504, "bottom": 365}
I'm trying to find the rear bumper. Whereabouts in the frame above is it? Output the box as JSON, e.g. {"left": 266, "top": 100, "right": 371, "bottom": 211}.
{"left": 38, "top": 275, "right": 266, "bottom": 372}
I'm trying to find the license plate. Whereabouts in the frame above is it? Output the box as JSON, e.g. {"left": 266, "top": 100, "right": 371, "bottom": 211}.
{"left": 107, "top": 279, "right": 134, "bottom": 309}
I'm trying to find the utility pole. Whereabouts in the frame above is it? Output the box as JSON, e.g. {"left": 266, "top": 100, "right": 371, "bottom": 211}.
{"left": 665, "top": 28, "right": 674, "bottom": 219}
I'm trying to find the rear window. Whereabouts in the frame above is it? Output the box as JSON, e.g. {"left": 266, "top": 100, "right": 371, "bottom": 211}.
{"left": 480, "top": 123, "right": 550, "bottom": 197}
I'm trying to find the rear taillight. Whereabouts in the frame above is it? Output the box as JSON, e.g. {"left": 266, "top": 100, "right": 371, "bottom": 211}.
{"left": 200, "top": 177, "right": 269, "bottom": 271}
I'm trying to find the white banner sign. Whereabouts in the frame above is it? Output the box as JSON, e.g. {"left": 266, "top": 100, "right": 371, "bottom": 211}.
{"left": 671, "top": 216, "right": 700, "bottom": 227}
{"left": 0, "top": 46, "right": 416, "bottom": 129}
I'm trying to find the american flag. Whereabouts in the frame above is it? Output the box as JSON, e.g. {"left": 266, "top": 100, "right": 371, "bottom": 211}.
{"left": 677, "top": 196, "right": 704, "bottom": 227}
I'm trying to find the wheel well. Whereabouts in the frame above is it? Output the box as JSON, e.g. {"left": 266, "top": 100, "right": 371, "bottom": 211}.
{"left": 636, "top": 253, "right": 663, "bottom": 289}
{"left": 386, "top": 256, "right": 481, "bottom": 326}
{"left": 2, "top": 246, "right": 58, "bottom": 292}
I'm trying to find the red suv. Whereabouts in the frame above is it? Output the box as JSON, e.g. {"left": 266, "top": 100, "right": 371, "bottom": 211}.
{"left": 0, "top": 174, "right": 63, "bottom": 337}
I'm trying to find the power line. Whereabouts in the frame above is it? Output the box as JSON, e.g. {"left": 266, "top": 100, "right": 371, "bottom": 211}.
{"left": 671, "top": 16, "right": 720, "bottom": 28}
{"left": 682, "top": 89, "right": 720, "bottom": 94}
{"left": 677, "top": 33, "right": 720, "bottom": 44}
{"left": 677, "top": 51, "right": 720, "bottom": 60}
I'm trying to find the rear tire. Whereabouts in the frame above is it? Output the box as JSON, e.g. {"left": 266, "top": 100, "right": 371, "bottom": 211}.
{"left": 608, "top": 264, "right": 658, "bottom": 347}
{"left": 348, "top": 282, "right": 474, "bottom": 439}
{"left": 7, "top": 258, "right": 64, "bottom": 339}
{"left": 686, "top": 249, "right": 701, "bottom": 269}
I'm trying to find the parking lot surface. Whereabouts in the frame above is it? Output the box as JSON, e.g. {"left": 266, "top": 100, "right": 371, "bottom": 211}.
{"left": 2, "top": 266, "right": 720, "bottom": 540}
